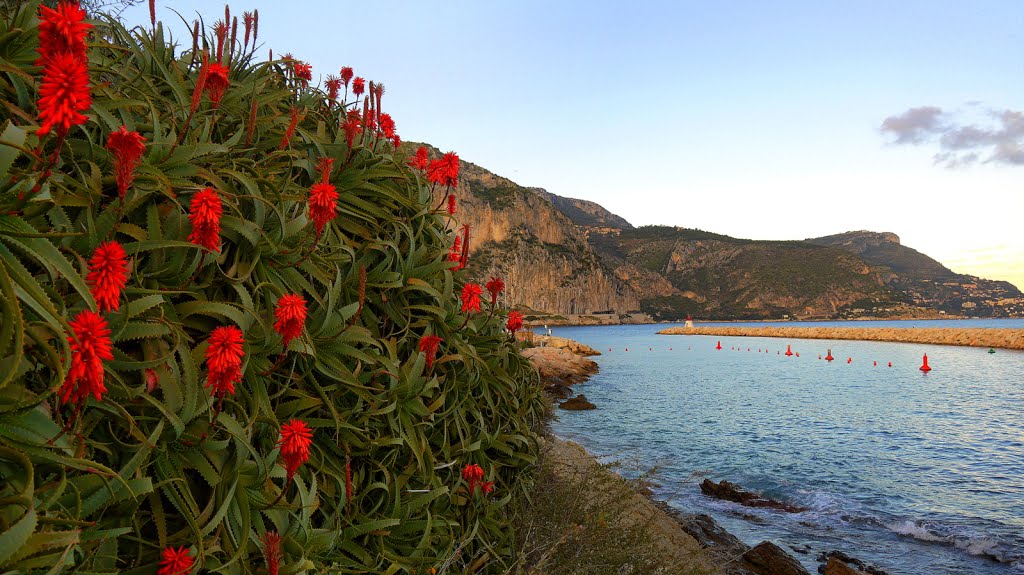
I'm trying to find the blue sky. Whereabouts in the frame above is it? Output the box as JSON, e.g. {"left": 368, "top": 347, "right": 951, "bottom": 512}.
{"left": 123, "top": 1, "right": 1024, "bottom": 289}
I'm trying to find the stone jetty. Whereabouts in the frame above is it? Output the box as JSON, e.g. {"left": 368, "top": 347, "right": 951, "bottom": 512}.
{"left": 657, "top": 326, "right": 1024, "bottom": 350}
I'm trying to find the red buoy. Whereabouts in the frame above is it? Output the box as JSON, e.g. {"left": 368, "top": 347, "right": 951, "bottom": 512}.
{"left": 716, "top": 341, "right": 722, "bottom": 350}
{"left": 825, "top": 349, "right": 834, "bottom": 362}
{"left": 920, "top": 354, "right": 931, "bottom": 373}
{"left": 847, "top": 357, "right": 852, "bottom": 364}
{"left": 785, "top": 344, "right": 793, "bottom": 357}
{"left": 873, "top": 361, "right": 877, "bottom": 366}
{"left": 795, "top": 352, "right": 800, "bottom": 357}
{"left": 888, "top": 362, "right": 892, "bottom": 367}
{"left": 625, "top": 347, "right": 629, "bottom": 352}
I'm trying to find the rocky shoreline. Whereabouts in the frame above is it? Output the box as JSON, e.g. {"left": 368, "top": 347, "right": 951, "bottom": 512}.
{"left": 525, "top": 338, "right": 888, "bottom": 575}
{"left": 658, "top": 325, "right": 1024, "bottom": 350}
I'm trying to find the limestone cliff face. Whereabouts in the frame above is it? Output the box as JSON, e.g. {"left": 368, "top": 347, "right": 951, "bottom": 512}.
{"left": 426, "top": 148, "right": 639, "bottom": 316}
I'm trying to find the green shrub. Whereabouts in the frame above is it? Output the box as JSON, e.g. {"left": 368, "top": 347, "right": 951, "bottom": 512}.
{"left": 0, "top": 3, "right": 542, "bottom": 573}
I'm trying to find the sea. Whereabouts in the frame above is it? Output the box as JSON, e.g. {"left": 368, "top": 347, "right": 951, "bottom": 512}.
{"left": 548, "top": 319, "right": 1024, "bottom": 574}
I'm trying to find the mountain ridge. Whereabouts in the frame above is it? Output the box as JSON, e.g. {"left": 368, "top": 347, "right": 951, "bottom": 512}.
{"left": 409, "top": 143, "right": 1023, "bottom": 320}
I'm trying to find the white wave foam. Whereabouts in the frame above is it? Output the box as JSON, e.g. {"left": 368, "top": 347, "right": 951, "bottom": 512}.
{"left": 886, "top": 520, "right": 946, "bottom": 542}
{"left": 954, "top": 536, "right": 1000, "bottom": 557}
{"left": 886, "top": 520, "right": 1015, "bottom": 564}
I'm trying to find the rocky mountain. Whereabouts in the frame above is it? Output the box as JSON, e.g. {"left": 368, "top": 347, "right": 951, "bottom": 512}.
{"left": 412, "top": 143, "right": 1022, "bottom": 321}
{"left": 414, "top": 145, "right": 639, "bottom": 319}
{"left": 588, "top": 227, "right": 886, "bottom": 320}
{"left": 805, "top": 231, "right": 954, "bottom": 280}
{"left": 806, "top": 231, "right": 1023, "bottom": 318}
{"left": 532, "top": 189, "right": 633, "bottom": 230}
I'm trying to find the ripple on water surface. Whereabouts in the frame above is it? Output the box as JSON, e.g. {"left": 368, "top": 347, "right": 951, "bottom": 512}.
{"left": 549, "top": 321, "right": 1024, "bottom": 574}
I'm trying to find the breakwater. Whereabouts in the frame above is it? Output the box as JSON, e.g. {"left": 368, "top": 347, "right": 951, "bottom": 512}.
{"left": 657, "top": 326, "right": 1024, "bottom": 350}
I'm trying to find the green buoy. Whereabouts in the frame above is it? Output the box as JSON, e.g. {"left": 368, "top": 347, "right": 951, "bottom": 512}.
{"left": 988, "top": 348, "right": 996, "bottom": 354}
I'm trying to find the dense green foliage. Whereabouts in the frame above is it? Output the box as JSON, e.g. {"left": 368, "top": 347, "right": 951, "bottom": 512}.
{"left": 0, "top": 3, "right": 542, "bottom": 573}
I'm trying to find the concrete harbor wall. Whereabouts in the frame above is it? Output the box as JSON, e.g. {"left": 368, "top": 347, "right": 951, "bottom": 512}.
{"left": 657, "top": 326, "right": 1024, "bottom": 350}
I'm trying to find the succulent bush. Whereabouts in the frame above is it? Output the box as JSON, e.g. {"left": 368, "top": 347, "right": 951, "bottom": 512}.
{"left": 0, "top": 2, "right": 543, "bottom": 573}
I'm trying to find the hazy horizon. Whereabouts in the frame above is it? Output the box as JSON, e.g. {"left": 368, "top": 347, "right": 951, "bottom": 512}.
{"left": 120, "top": 1, "right": 1024, "bottom": 290}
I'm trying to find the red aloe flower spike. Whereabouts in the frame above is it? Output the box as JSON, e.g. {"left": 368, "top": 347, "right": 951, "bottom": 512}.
{"left": 294, "top": 61, "right": 312, "bottom": 83}
{"left": 204, "top": 62, "right": 230, "bottom": 108}
{"left": 190, "top": 51, "right": 209, "bottom": 115}
{"left": 427, "top": 152, "right": 460, "bottom": 188}
{"left": 390, "top": 134, "right": 401, "bottom": 149}
{"left": 59, "top": 310, "right": 114, "bottom": 411}
{"left": 308, "top": 182, "right": 338, "bottom": 236}
{"left": 461, "top": 463, "right": 484, "bottom": 495}
{"left": 506, "top": 310, "right": 524, "bottom": 335}
{"left": 379, "top": 113, "right": 396, "bottom": 140}
{"left": 260, "top": 532, "right": 282, "bottom": 575}
{"left": 316, "top": 157, "right": 334, "bottom": 183}
{"left": 418, "top": 335, "right": 442, "bottom": 369}
{"left": 36, "top": 51, "right": 91, "bottom": 137}
{"left": 157, "top": 546, "right": 193, "bottom": 575}
{"left": 460, "top": 283, "right": 482, "bottom": 314}
{"left": 409, "top": 146, "right": 429, "bottom": 170}
{"left": 374, "top": 83, "right": 385, "bottom": 124}
{"left": 36, "top": 1, "right": 91, "bottom": 65}
{"left": 447, "top": 234, "right": 462, "bottom": 271}
{"left": 149, "top": 0, "right": 156, "bottom": 29}
{"left": 253, "top": 9, "right": 259, "bottom": 44}
{"left": 340, "top": 66, "right": 353, "bottom": 86}
{"left": 214, "top": 20, "right": 227, "bottom": 63}
{"left": 485, "top": 277, "right": 504, "bottom": 306}
{"left": 87, "top": 241, "right": 129, "bottom": 312}
{"left": 325, "top": 75, "right": 341, "bottom": 102}
{"left": 481, "top": 481, "right": 494, "bottom": 496}
{"left": 446, "top": 194, "right": 456, "bottom": 215}
{"left": 361, "top": 96, "right": 371, "bottom": 137}
{"left": 352, "top": 76, "right": 365, "bottom": 97}
{"left": 106, "top": 125, "right": 146, "bottom": 198}
{"left": 243, "top": 11, "right": 253, "bottom": 49}
{"left": 279, "top": 106, "right": 301, "bottom": 150}
{"left": 273, "top": 293, "right": 307, "bottom": 349}
{"left": 342, "top": 110, "right": 361, "bottom": 150}
{"left": 279, "top": 419, "right": 313, "bottom": 483}
{"left": 204, "top": 325, "right": 244, "bottom": 398}
{"left": 229, "top": 16, "right": 238, "bottom": 62}
{"left": 187, "top": 187, "right": 223, "bottom": 252}
{"left": 191, "top": 20, "right": 200, "bottom": 65}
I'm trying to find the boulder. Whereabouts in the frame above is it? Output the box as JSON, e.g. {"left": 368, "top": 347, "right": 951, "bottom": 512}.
{"left": 822, "top": 558, "right": 864, "bottom": 575}
{"left": 816, "top": 551, "right": 888, "bottom": 575}
{"left": 678, "top": 513, "right": 747, "bottom": 551}
{"left": 700, "top": 479, "right": 808, "bottom": 513}
{"left": 741, "top": 541, "right": 812, "bottom": 575}
{"left": 522, "top": 346, "right": 598, "bottom": 387}
{"left": 547, "top": 384, "right": 571, "bottom": 400}
{"left": 559, "top": 394, "right": 596, "bottom": 410}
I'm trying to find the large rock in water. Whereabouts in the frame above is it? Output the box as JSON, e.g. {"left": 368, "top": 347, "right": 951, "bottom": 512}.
{"left": 678, "top": 513, "right": 747, "bottom": 551}
{"left": 559, "top": 394, "right": 596, "bottom": 410}
{"left": 741, "top": 541, "right": 812, "bottom": 575}
{"left": 521, "top": 346, "right": 598, "bottom": 387}
{"left": 700, "top": 479, "right": 808, "bottom": 513}
{"left": 529, "top": 335, "right": 602, "bottom": 356}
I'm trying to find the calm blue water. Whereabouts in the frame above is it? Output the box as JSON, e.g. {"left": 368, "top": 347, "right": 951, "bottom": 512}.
{"left": 550, "top": 319, "right": 1024, "bottom": 574}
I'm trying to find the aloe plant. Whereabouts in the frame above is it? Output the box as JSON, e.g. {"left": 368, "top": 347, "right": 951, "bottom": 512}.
{"left": 0, "top": 3, "right": 543, "bottom": 573}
